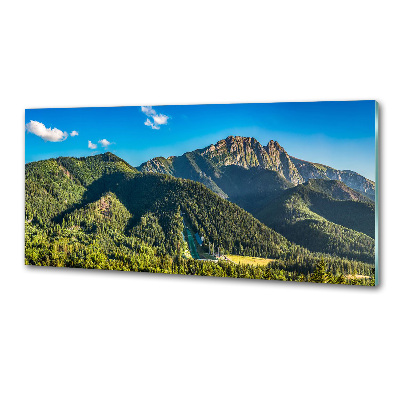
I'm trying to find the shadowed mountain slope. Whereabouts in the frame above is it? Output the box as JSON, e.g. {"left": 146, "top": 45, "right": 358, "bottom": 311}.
{"left": 255, "top": 179, "right": 375, "bottom": 263}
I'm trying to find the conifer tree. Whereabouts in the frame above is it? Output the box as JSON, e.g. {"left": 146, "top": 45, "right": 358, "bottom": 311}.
{"left": 310, "top": 258, "right": 328, "bottom": 283}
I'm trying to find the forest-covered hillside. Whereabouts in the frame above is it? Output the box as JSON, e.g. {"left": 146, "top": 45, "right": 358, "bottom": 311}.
{"left": 256, "top": 180, "right": 375, "bottom": 263}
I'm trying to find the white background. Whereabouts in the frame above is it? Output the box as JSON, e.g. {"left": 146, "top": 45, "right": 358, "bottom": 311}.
{"left": 1, "top": 1, "right": 399, "bottom": 399}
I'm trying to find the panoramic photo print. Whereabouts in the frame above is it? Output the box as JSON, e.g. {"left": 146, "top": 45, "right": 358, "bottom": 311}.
{"left": 25, "top": 101, "right": 378, "bottom": 285}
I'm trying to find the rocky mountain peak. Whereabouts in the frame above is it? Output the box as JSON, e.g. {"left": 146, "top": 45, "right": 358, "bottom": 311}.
{"left": 199, "top": 136, "right": 303, "bottom": 184}
{"left": 265, "top": 140, "right": 286, "bottom": 154}
{"left": 214, "top": 135, "right": 261, "bottom": 149}
{"left": 263, "top": 140, "right": 304, "bottom": 185}
{"left": 202, "top": 136, "right": 267, "bottom": 169}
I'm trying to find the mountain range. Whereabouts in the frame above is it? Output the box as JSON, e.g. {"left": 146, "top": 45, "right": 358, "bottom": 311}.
{"left": 25, "top": 136, "right": 376, "bottom": 284}
{"left": 137, "top": 136, "right": 375, "bottom": 262}
{"left": 138, "top": 136, "right": 375, "bottom": 201}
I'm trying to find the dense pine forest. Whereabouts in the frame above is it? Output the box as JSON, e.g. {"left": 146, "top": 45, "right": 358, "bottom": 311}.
{"left": 25, "top": 150, "right": 375, "bottom": 285}
{"left": 255, "top": 180, "right": 375, "bottom": 263}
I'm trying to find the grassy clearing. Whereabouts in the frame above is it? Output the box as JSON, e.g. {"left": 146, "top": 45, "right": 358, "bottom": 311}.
{"left": 225, "top": 254, "right": 274, "bottom": 267}
{"left": 345, "top": 274, "right": 370, "bottom": 280}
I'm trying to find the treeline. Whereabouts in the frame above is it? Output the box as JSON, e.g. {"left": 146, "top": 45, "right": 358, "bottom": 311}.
{"left": 25, "top": 222, "right": 374, "bottom": 286}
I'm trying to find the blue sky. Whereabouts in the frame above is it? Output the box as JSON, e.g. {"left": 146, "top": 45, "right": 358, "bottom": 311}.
{"left": 25, "top": 100, "right": 377, "bottom": 180}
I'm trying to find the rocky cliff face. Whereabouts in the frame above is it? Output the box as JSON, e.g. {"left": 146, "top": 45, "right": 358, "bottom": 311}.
{"left": 200, "top": 136, "right": 270, "bottom": 169}
{"left": 264, "top": 140, "right": 304, "bottom": 185}
{"left": 197, "top": 136, "right": 303, "bottom": 185}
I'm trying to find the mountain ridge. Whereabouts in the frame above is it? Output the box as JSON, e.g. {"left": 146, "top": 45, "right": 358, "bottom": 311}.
{"left": 138, "top": 135, "right": 375, "bottom": 200}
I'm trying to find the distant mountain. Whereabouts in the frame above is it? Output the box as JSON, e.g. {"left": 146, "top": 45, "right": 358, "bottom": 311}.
{"left": 290, "top": 157, "right": 375, "bottom": 200}
{"left": 138, "top": 135, "right": 375, "bottom": 201}
{"left": 299, "top": 179, "right": 373, "bottom": 203}
{"left": 139, "top": 136, "right": 302, "bottom": 184}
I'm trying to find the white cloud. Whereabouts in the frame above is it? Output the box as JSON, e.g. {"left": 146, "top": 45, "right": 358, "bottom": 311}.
{"left": 153, "top": 114, "right": 168, "bottom": 125}
{"left": 70, "top": 130, "right": 79, "bottom": 137}
{"left": 89, "top": 139, "right": 112, "bottom": 149}
{"left": 141, "top": 106, "right": 169, "bottom": 130}
{"left": 141, "top": 106, "right": 156, "bottom": 116}
{"left": 98, "top": 139, "right": 111, "bottom": 148}
{"left": 25, "top": 120, "right": 69, "bottom": 142}
{"left": 144, "top": 118, "right": 160, "bottom": 130}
